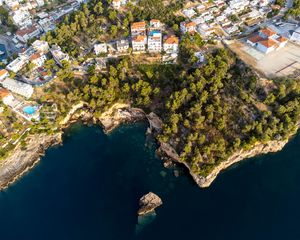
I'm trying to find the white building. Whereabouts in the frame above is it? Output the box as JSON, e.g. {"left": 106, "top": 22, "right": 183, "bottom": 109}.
{"left": 36, "top": 0, "right": 44, "bottom": 7}
{"left": 163, "top": 35, "right": 179, "bottom": 53}
{"left": 16, "top": 25, "right": 41, "bottom": 43}
{"left": 197, "top": 23, "right": 215, "bottom": 37}
{"left": 131, "top": 21, "right": 146, "bottom": 36}
{"left": 132, "top": 35, "right": 147, "bottom": 52}
{"left": 196, "top": 4, "right": 206, "bottom": 13}
{"left": 228, "top": 0, "right": 250, "bottom": 12}
{"left": 112, "top": 0, "right": 127, "bottom": 9}
{"left": 182, "top": 8, "right": 197, "bottom": 19}
{"left": 38, "top": 17, "right": 56, "bottom": 33}
{"left": 0, "top": 88, "right": 14, "bottom": 105}
{"left": 247, "top": 28, "right": 288, "bottom": 54}
{"left": 1, "top": 78, "right": 34, "bottom": 98}
{"left": 32, "top": 40, "right": 49, "bottom": 53}
{"left": 5, "top": 0, "right": 20, "bottom": 10}
{"left": 50, "top": 45, "right": 69, "bottom": 67}
{"left": 256, "top": 39, "right": 278, "bottom": 54}
{"left": 180, "top": 21, "right": 196, "bottom": 34}
{"left": 6, "top": 57, "right": 28, "bottom": 73}
{"left": 29, "top": 53, "right": 47, "bottom": 67}
{"left": 0, "top": 69, "right": 9, "bottom": 81}
{"left": 259, "top": 0, "right": 275, "bottom": 6}
{"left": 12, "top": 9, "right": 32, "bottom": 27}
{"left": 149, "top": 19, "right": 161, "bottom": 29}
{"left": 148, "top": 30, "right": 162, "bottom": 53}
{"left": 290, "top": 28, "right": 300, "bottom": 43}
{"left": 116, "top": 39, "right": 130, "bottom": 53}
{"left": 94, "top": 43, "right": 108, "bottom": 55}
{"left": 194, "top": 51, "right": 205, "bottom": 63}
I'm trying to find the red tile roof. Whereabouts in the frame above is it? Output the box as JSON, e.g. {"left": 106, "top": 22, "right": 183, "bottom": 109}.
{"left": 259, "top": 28, "right": 276, "bottom": 37}
{"left": 248, "top": 34, "right": 264, "bottom": 43}
{"left": 0, "top": 69, "right": 8, "bottom": 77}
{"left": 29, "top": 53, "right": 41, "bottom": 61}
{"left": 131, "top": 21, "right": 146, "bottom": 29}
{"left": 16, "top": 26, "right": 37, "bottom": 37}
{"left": 276, "top": 36, "right": 288, "bottom": 43}
{"left": 164, "top": 35, "right": 179, "bottom": 44}
{"left": 0, "top": 88, "right": 9, "bottom": 99}
{"left": 133, "top": 35, "right": 146, "bottom": 42}
{"left": 259, "top": 38, "right": 278, "bottom": 48}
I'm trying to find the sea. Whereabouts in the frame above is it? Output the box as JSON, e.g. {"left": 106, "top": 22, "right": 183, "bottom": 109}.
{"left": 0, "top": 122, "right": 300, "bottom": 240}
{"left": 0, "top": 44, "right": 7, "bottom": 62}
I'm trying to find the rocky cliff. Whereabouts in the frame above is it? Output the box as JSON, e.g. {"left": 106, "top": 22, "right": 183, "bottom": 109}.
{"left": 138, "top": 192, "right": 163, "bottom": 216}
{"left": 0, "top": 133, "right": 62, "bottom": 190}
{"left": 158, "top": 138, "right": 289, "bottom": 188}
{"left": 196, "top": 139, "right": 289, "bottom": 187}
{"left": 98, "top": 103, "right": 146, "bottom": 133}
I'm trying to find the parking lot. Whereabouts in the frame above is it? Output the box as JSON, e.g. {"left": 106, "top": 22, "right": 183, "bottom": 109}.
{"left": 257, "top": 42, "right": 300, "bottom": 77}
{"left": 228, "top": 40, "right": 300, "bottom": 78}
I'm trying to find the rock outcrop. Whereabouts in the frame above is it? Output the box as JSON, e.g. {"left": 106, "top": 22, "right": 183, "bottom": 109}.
{"left": 157, "top": 139, "right": 289, "bottom": 188}
{"left": 147, "top": 112, "right": 163, "bottom": 134}
{"left": 0, "top": 133, "right": 62, "bottom": 190}
{"left": 98, "top": 103, "right": 146, "bottom": 133}
{"left": 138, "top": 192, "right": 163, "bottom": 216}
{"left": 196, "top": 139, "right": 289, "bottom": 188}
{"left": 0, "top": 103, "right": 146, "bottom": 191}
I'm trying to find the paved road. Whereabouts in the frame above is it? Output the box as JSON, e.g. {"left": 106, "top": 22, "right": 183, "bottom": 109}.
{"left": 286, "top": 0, "right": 294, "bottom": 8}
{"left": 0, "top": 35, "right": 19, "bottom": 57}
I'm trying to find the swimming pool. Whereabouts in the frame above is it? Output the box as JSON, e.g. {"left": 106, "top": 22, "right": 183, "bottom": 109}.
{"left": 0, "top": 44, "right": 7, "bottom": 62}
{"left": 23, "top": 106, "right": 37, "bottom": 115}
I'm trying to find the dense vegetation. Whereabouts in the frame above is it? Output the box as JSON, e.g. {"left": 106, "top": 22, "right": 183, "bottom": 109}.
{"left": 37, "top": 0, "right": 300, "bottom": 176}
{"left": 43, "top": 0, "right": 184, "bottom": 57}
{"left": 0, "top": 6, "right": 16, "bottom": 33}
{"left": 38, "top": 45, "right": 300, "bottom": 176}
{"left": 3, "top": 0, "right": 300, "bottom": 178}
{"left": 285, "top": 0, "right": 300, "bottom": 18}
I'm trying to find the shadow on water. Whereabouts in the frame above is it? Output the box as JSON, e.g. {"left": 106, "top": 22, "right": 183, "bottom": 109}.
{"left": 0, "top": 122, "right": 300, "bottom": 240}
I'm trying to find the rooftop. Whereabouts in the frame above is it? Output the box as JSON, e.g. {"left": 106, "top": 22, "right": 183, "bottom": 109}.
{"left": 248, "top": 34, "right": 265, "bottom": 43}
{"left": 259, "top": 27, "right": 277, "bottom": 37}
{"left": 0, "top": 69, "right": 8, "bottom": 78}
{"left": 131, "top": 21, "right": 146, "bottom": 29}
{"left": 259, "top": 38, "right": 278, "bottom": 48}
{"left": 133, "top": 35, "right": 146, "bottom": 42}
{"left": 0, "top": 88, "right": 10, "bottom": 99}
{"left": 164, "top": 36, "right": 179, "bottom": 44}
{"left": 16, "top": 25, "right": 38, "bottom": 37}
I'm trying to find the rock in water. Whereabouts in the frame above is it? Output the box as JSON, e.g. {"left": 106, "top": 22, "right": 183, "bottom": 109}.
{"left": 138, "top": 192, "right": 163, "bottom": 216}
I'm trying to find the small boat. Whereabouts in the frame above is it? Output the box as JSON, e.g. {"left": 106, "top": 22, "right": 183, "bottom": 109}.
{"left": 0, "top": 51, "right": 4, "bottom": 55}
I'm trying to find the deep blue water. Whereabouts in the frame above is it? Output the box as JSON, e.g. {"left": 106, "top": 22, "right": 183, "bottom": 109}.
{"left": 0, "top": 44, "right": 7, "bottom": 62}
{"left": 1, "top": 122, "right": 300, "bottom": 240}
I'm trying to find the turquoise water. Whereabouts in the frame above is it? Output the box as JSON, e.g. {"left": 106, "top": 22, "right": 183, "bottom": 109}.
{"left": 23, "top": 106, "right": 37, "bottom": 115}
{"left": 1, "top": 122, "right": 300, "bottom": 239}
{"left": 0, "top": 44, "right": 7, "bottom": 62}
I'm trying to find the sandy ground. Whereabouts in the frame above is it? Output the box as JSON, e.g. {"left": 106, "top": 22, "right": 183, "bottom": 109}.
{"left": 228, "top": 40, "right": 300, "bottom": 78}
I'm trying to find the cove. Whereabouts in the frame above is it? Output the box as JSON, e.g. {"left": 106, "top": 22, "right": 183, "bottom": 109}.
{"left": 0, "top": 122, "right": 300, "bottom": 240}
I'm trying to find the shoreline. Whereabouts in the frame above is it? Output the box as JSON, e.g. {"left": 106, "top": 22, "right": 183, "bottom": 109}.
{"left": 0, "top": 103, "right": 146, "bottom": 190}
{"left": 0, "top": 102, "right": 296, "bottom": 190}
{"left": 0, "top": 133, "right": 62, "bottom": 190}
{"left": 156, "top": 135, "right": 293, "bottom": 188}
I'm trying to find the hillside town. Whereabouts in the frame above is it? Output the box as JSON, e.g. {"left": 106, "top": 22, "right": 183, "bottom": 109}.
{"left": 1, "top": 0, "right": 300, "bottom": 224}
{"left": 0, "top": 0, "right": 300, "bottom": 166}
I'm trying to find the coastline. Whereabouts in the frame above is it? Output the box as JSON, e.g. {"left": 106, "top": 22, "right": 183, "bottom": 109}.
{"left": 187, "top": 140, "right": 289, "bottom": 188}
{"left": 157, "top": 138, "right": 290, "bottom": 188}
{"left": 0, "top": 103, "right": 146, "bottom": 190}
{"left": 0, "top": 133, "right": 62, "bottom": 190}
{"left": 0, "top": 101, "right": 296, "bottom": 190}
